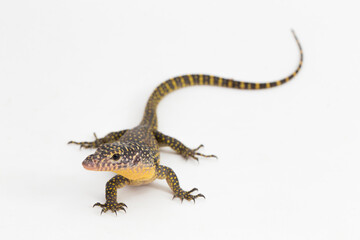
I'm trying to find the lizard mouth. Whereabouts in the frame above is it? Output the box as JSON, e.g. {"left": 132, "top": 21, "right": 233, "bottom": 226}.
{"left": 82, "top": 158, "right": 99, "bottom": 171}
{"left": 82, "top": 156, "right": 122, "bottom": 171}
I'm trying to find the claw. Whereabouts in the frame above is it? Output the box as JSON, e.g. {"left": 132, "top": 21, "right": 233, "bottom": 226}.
{"left": 196, "top": 194, "right": 205, "bottom": 199}
{"left": 194, "top": 144, "right": 204, "bottom": 151}
{"left": 68, "top": 141, "right": 80, "bottom": 145}
{"left": 187, "top": 188, "right": 198, "bottom": 194}
{"left": 68, "top": 139, "right": 97, "bottom": 149}
{"left": 185, "top": 144, "right": 217, "bottom": 160}
{"left": 173, "top": 195, "right": 185, "bottom": 203}
{"left": 93, "top": 132, "right": 98, "bottom": 140}
{"left": 195, "top": 152, "right": 217, "bottom": 159}
{"left": 120, "top": 203, "right": 127, "bottom": 208}
{"left": 94, "top": 201, "right": 127, "bottom": 215}
{"left": 172, "top": 188, "right": 205, "bottom": 204}
{"left": 119, "top": 206, "right": 126, "bottom": 213}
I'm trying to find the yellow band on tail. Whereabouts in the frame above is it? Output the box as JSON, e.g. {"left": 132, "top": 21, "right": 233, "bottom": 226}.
{"left": 141, "top": 30, "right": 303, "bottom": 129}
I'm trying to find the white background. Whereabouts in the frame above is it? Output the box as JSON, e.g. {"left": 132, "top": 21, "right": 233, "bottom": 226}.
{"left": 1, "top": 0, "right": 359, "bottom": 239}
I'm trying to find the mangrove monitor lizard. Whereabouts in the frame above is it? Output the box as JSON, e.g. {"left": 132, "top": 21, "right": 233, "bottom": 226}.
{"left": 69, "top": 30, "right": 303, "bottom": 215}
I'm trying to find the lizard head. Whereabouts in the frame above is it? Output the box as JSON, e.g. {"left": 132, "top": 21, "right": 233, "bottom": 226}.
{"left": 82, "top": 142, "right": 155, "bottom": 172}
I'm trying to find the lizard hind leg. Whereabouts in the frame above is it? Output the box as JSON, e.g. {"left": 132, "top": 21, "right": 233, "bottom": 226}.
{"left": 153, "top": 130, "right": 217, "bottom": 161}
{"left": 156, "top": 165, "right": 205, "bottom": 202}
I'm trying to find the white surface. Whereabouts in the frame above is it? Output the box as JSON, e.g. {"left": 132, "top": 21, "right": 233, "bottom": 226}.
{"left": 1, "top": 0, "right": 360, "bottom": 239}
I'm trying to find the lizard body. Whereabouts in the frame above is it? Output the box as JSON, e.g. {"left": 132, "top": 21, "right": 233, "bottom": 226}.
{"left": 69, "top": 31, "right": 303, "bottom": 214}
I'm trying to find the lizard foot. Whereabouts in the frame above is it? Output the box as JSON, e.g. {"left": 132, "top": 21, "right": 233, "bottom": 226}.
{"left": 173, "top": 188, "right": 205, "bottom": 203}
{"left": 93, "top": 201, "right": 127, "bottom": 215}
{"left": 182, "top": 144, "right": 217, "bottom": 161}
{"left": 68, "top": 133, "right": 101, "bottom": 149}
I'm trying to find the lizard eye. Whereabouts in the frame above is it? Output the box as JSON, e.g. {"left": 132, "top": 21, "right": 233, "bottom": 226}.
{"left": 112, "top": 154, "right": 120, "bottom": 160}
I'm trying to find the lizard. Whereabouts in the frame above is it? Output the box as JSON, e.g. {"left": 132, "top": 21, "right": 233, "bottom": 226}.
{"left": 69, "top": 30, "right": 303, "bottom": 215}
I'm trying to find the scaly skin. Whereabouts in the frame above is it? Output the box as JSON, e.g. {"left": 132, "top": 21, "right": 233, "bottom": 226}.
{"left": 69, "top": 30, "right": 303, "bottom": 214}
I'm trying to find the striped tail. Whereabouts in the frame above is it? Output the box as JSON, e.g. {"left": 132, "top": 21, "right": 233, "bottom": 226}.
{"left": 141, "top": 30, "right": 303, "bottom": 129}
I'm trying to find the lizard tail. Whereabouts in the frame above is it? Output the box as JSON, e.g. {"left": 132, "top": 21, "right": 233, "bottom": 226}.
{"left": 141, "top": 30, "right": 303, "bottom": 129}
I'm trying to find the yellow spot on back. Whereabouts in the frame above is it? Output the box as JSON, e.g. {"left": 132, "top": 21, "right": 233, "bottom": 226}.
{"left": 293, "top": 72, "right": 297, "bottom": 77}
{"left": 228, "top": 80, "right": 233, "bottom": 88}
{"left": 276, "top": 81, "right": 281, "bottom": 86}
{"left": 285, "top": 77, "right": 290, "bottom": 82}
{"left": 266, "top": 82, "right": 270, "bottom": 88}
{"left": 255, "top": 83, "right": 260, "bottom": 89}
{"left": 240, "top": 82, "right": 245, "bottom": 89}
{"left": 218, "top": 77, "right": 223, "bottom": 86}
{"left": 248, "top": 83, "right": 252, "bottom": 89}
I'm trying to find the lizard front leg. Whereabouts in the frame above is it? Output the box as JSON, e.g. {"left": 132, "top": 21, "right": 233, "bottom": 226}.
{"left": 153, "top": 130, "right": 217, "bottom": 160}
{"left": 93, "top": 175, "right": 130, "bottom": 215}
{"left": 68, "top": 129, "right": 128, "bottom": 149}
{"left": 156, "top": 165, "right": 204, "bottom": 202}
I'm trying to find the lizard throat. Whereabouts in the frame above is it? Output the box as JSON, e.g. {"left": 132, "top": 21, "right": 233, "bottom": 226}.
{"left": 112, "top": 165, "right": 156, "bottom": 181}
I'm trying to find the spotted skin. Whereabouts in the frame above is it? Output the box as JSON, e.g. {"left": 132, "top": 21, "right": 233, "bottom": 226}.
{"left": 93, "top": 175, "right": 130, "bottom": 214}
{"left": 69, "top": 30, "right": 303, "bottom": 214}
{"left": 154, "top": 130, "right": 217, "bottom": 160}
{"left": 156, "top": 165, "right": 205, "bottom": 201}
{"left": 69, "top": 130, "right": 128, "bottom": 149}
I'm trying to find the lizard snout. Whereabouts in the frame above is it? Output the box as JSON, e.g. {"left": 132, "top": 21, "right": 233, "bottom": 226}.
{"left": 82, "top": 155, "right": 99, "bottom": 171}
